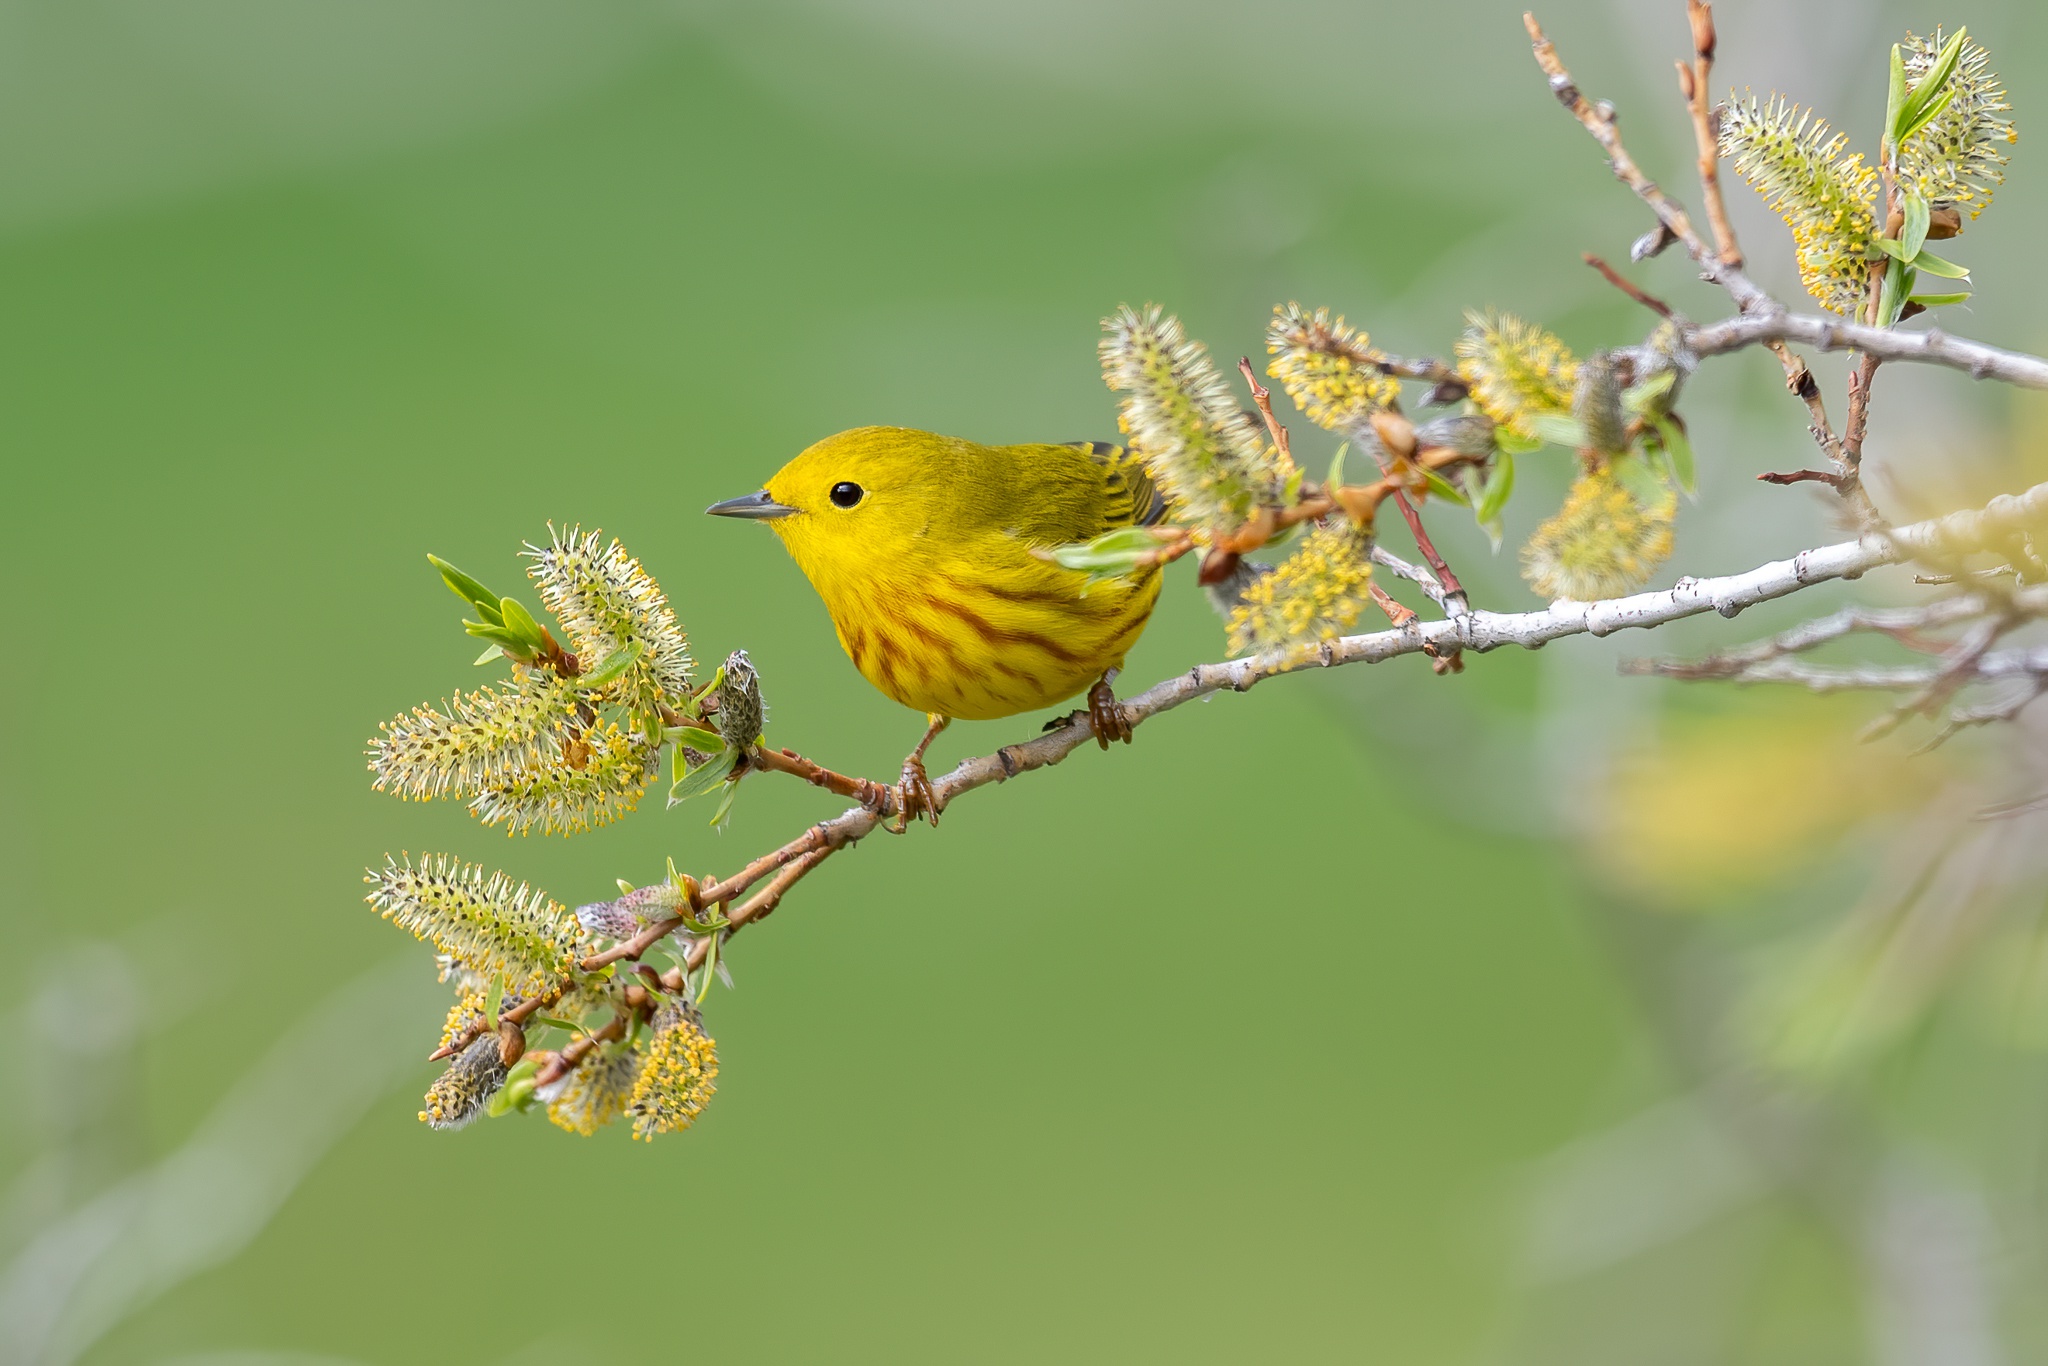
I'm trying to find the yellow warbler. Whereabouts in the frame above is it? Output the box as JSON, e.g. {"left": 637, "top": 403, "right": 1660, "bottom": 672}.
{"left": 708, "top": 426, "right": 1166, "bottom": 821}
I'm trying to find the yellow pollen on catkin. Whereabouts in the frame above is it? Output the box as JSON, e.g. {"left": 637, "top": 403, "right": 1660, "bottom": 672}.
{"left": 1719, "top": 93, "right": 1879, "bottom": 317}
{"left": 1265, "top": 303, "right": 1403, "bottom": 431}
{"left": 1227, "top": 519, "right": 1375, "bottom": 656}
{"left": 1520, "top": 468, "right": 1676, "bottom": 602}
{"left": 547, "top": 1046, "right": 643, "bottom": 1136}
{"left": 627, "top": 1005, "right": 719, "bottom": 1140}
{"left": 1455, "top": 311, "right": 1578, "bottom": 441}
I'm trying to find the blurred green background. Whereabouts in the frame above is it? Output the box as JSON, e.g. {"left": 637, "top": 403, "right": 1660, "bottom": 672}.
{"left": 6, "top": 1, "right": 2048, "bottom": 1362}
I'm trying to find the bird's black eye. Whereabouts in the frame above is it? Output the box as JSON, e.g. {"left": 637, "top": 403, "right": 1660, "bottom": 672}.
{"left": 829, "top": 481, "right": 865, "bottom": 509}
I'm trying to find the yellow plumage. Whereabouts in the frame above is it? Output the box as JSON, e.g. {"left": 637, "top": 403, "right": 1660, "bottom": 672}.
{"left": 708, "top": 426, "right": 1166, "bottom": 818}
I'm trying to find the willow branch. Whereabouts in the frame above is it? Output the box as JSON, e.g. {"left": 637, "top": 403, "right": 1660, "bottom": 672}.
{"left": 688, "top": 478, "right": 2048, "bottom": 931}
{"left": 1688, "top": 314, "right": 2048, "bottom": 389}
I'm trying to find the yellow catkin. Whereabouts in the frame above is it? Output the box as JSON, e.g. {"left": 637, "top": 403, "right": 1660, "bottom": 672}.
{"left": 368, "top": 668, "right": 578, "bottom": 802}
{"left": 440, "top": 990, "right": 486, "bottom": 1052}
{"left": 1265, "top": 303, "right": 1403, "bottom": 431}
{"left": 628, "top": 1004, "right": 719, "bottom": 1140}
{"left": 1720, "top": 93, "right": 1879, "bottom": 316}
{"left": 1455, "top": 311, "right": 1578, "bottom": 441}
{"left": 467, "top": 723, "right": 663, "bottom": 836}
{"left": 1100, "top": 304, "right": 1294, "bottom": 534}
{"left": 1227, "top": 519, "right": 1375, "bottom": 655}
{"left": 546, "top": 1046, "right": 643, "bottom": 1136}
{"left": 367, "top": 854, "right": 584, "bottom": 999}
{"left": 524, "top": 525, "right": 692, "bottom": 712}
{"left": 1520, "top": 469, "right": 1676, "bottom": 601}
{"left": 1897, "top": 30, "right": 2013, "bottom": 219}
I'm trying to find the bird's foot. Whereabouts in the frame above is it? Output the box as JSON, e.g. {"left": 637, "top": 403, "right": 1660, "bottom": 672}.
{"left": 1087, "top": 675, "right": 1134, "bottom": 750}
{"left": 895, "top": 754, "right": 940, "bottom": 828}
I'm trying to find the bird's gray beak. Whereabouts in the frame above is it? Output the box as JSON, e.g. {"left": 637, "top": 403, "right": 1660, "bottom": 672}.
{"left": 705, "top": 489, "right": 797, "bottom": 521}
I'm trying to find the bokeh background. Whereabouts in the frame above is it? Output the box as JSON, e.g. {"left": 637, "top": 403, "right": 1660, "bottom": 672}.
{"left": 6, "top": 0, "right": 2048, "bottom": 1361}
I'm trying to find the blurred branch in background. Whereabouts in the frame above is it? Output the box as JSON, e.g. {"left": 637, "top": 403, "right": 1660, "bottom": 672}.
{"left": 0, "top": 957, "right": 435, "bottom": 1366}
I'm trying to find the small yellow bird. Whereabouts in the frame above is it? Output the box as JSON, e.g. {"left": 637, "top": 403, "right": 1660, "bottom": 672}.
{"left": 707, "top": 426, "right": 1166, "bottom": 822}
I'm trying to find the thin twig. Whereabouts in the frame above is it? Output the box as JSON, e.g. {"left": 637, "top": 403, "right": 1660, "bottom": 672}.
{"left": 1523, "top": 10, "right": 1771, "bottom": 314}
{"left": 1678, "top": 0, "right": 1740, "bottom": 268}
{"left": 1238, "top": 357, "right": 1292, "bottom": 463}
{"left": 1757, "top": 469, "right": 1845, "bottom": 489}
{"left": 1584, "top": 253, "right": 1672, "bottom": 316}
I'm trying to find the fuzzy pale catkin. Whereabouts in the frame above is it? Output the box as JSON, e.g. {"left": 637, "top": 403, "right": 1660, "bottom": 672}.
{"left": 1265, "top": 303, "right": 1402, "bottom": 432}
{"left": 524, "top": 526, "right": 692, "bottom": 710}
{"left": 1573, "top": 352, "right": 1627, "bottom": 456}
{"left": 715, "top": 649, "right": 766, "bottom": 751}
{"left": 1719, "top": 94, "right": 1879, "bottom": 317}
{"left": 467, "top": 724, "right": 662, "bottom": 836}
{"left": 574, "top": 881, "right": 690, "bottom": 940}
{"left": 1521, "top": 468, "right": 1676, "bottom": 602}
{"left": 1227, "top": 519, "right": 1375, "bottom": 656}
{"left": 1100, "top": 304, "right": 1294, "bottom": 535}
{"left": 628, "top": 1002, "right": 719, "bottom": 1140}
{"left": 367, "top": 854, "right": 584, "bottom": 998}
{"left": 368, "top": 669, "right": 577, "bottom": 802}
{"left": 1897, "top": 30, "right": 2014, "bottom": 219}
{"left": 1455, "top": 311, "right": 1578, "bottom": 442}
{"left": 421, "top": 1035, "right": 508, "bottom": 1130}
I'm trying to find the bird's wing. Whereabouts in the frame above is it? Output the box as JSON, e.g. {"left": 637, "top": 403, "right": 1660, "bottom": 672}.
{"left": 1058, "top": 441, "right": 1167, "bottom": 531}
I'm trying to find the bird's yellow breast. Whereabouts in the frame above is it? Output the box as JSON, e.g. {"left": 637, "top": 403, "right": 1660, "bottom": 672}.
{"left": 751, "top": 427, "right": 1169, "bottom": 722}
{"left": 812, "top": 533, "right": 1159, "bottom": 721}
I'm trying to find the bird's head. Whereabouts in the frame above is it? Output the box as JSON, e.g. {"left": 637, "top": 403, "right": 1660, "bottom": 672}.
{"left": 707, "top": 427, "right": 971, "bottom": 587}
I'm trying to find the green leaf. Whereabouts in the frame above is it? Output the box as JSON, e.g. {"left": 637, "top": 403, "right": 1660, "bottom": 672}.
{"left": 1609, "top": 453, "right": 1670, "bottom": 510}
{"left": 1898, "top": 86, "right": 1956, "bottom": 148}
{"left": 487, "top": 1058, "right": 539, "bottom": 1118}
{"left": 1885, "top": 42, "right": 1908, "bottom": 147}
{"left": 709, "top": 779, "right": 740, "bottom": 832}
{"left": 1621, "top": 368, "right": 1676, "bottom": 417}
{"left": 1877, "top": 257, "right": 1910, "bottom": 327}
{"left": 497, "top": 596, "right": 550, "bottom": 653}
{"left": 1907, "top": 290, "right": 1973, "bottom": 308}
{"left": 1047, "top": 525, "right": 1166, "bottom": 577}
{"left": 534, "top": 1014, "right": 585, "bottom": 1035}
{"left": 667, "top": 748, "right": 739, "bottom": 806}
{"left": 463, "top": 621, "right": 528, "bottom": 653}
{"left": 1895, "top": 27, "right": 1967, "bottom": 146}
{"left": 1421, "top": 466, "right": 1470, "bottom": 507}
{"left": 1900, "top": 194, "right": 1930, "bottom": 262}
{"left": 1653, "top": 417, "right": 1697, "bottom": 497}
{"left": 473, "top": 644, "right": 505, "bottom": 666}
{"left": 697, "top": 934, "right": 720, "bottom": 1004}
{"left": 1910, "top": 249, "right": 1971, "bottom": 280}
{"left": 665, "top": 725, "right": 726, "bottom": 753}
{"left": 1526, "top": 413, "right": 1586, "bottom": 448}
{"left": 1474, "top": 452, "right": 1515, "bottom": 526}
{"left": 575, "top": 638, "right": 645, "bottom": 690}
{"left": 484, "top": 970, "right": 505, "bottom": 1030}
{"left": 429, "top": 555, "right": 504, "bottom": 625}
{"left": 1873, "top": 236, "right": 1910, "bottom": 261}
{"left": 1325, "top": 442, "right": 1348, "bottom": 496}
{"left": 1494, "top": 425, "right": 1544, "bottom": 457}
{"left": 1478, "top": 512, "right": 1504, "bottom": 554}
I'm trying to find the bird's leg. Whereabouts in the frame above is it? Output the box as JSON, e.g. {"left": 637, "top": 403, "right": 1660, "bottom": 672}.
{"left": 1087, "top": 669, "right": 1134, "bottom": 750}
{"left": 895, "top": 713, "right": 950, "bottom": 828}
